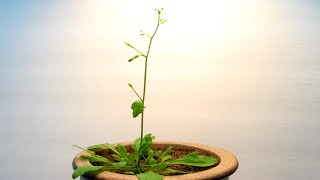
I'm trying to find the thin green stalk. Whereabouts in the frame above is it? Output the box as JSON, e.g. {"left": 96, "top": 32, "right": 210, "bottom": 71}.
{"left": 140, "top": 10, "right": 161, "bottom": 146}
{"left": 129, "top": 83, "right": 143, "bottom": 101}
{"left": 138, "top": 10, "right": 162, "bottom": 166}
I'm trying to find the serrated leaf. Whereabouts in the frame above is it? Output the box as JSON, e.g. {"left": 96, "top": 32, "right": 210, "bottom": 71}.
{"left": 80, "top": 155, "right": 111, "bottom": 163}
{"left": 72, "top": 166, "right": 105, "bottom": 179}
{"left": 131, "top": 100, "right": 144, "bottom": 118}
{"left": 137, "top": 172, "right": 163, "bottom": 180}
{"left": 171, "top": 152, "right": 218, "bottom": 167}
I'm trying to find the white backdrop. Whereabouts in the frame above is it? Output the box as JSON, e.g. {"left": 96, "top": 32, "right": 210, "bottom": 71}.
{"left": 0, "top": 0, "right": 320, "bottom": 179}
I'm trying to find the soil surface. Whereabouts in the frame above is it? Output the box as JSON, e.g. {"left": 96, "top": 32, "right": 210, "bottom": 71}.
{"left": 91, "top": 146, "right": 217, "bottom": 176}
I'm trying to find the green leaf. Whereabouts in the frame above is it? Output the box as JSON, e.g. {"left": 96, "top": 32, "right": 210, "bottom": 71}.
{"left": 149, "top": 162, "right": 170, "bottom": 170}
{"left": 72, "top": 166, "right": 105, "bottom": 179}
{"left": 161, "top": 155, "right": 172, "bottom": 162}
{"left": 129, "top": 54, "right": 142, "bottom": 62}
{"left": 87, "top": 143, "right": 120, "bottom": 156}
{"left": 125, "top": 171, "right": 135, "bottom": 175}
{"left": 103, "top": 144, "right": 121, "bottom": 155}
{"left": 159, "top": 146, "right": 173, "bottom": 160}
{"left": 72, "top": 145, "right": 95, "bottom": 155}
{"left": 137, "top": 172, "right": 163, "bottom": 180}
{"left": 148, "top": 157, "right": 157, "bottom": 165}
{"left": 87, "top": 144, "right": 105, "bottom": 151}
{"left": 117, "top": 144, "right": 128, "bottom": 158}
{"left": 112, "top": 154, "right": 122, "bottom": 161}
{"left": 156, "top": 150, "right": 162, "bottom": 156}
{"left": 131, "top": 100, "right": 144, "bottom": 118}
{"left": 142, "top": 134, "right": 154, "bottom": 155}
{"left": 133, "top": 137, "right": 141, "bottom": 152}
{"left": 112, "top": 161, "right": 127, "bottom": 168}
{"left": 80, "top": 155, "right": 111, "bottom": 164}
{"left": 144, "top": 133, "right": 154, "bottom": 143}
{"left": 171, "top": 152, "right": 218, "bottom": 167}
{"left": 137, "top": 142, "right": 152, "bottom": 157}
{"left": 164, "top": 168, "right": 187, "bottom": 174}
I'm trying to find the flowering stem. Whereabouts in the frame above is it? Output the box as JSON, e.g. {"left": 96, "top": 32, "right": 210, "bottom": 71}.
{"left": 138, "top": 9, "right": 162, "bottom": 165}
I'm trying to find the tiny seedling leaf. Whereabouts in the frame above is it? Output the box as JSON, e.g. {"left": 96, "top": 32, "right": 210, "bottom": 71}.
{"left": 131, "top": 100, "right": 144, "bottom": 118}
{"left": 137, "top": 172, "right": 163, "bottom": 180}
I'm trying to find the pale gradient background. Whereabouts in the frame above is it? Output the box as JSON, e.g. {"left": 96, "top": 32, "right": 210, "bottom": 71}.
{"left": 1, "top": 0, "right": 320, "bottom": 179}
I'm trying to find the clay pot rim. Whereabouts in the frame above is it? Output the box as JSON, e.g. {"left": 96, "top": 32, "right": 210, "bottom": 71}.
{"left": 73, "top": 141, "right": 239, "bottom": 180}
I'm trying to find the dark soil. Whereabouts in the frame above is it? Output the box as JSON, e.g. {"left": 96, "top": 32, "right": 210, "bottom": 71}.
{"left": 91, "top": 146, "right": 218, "bottom": 176}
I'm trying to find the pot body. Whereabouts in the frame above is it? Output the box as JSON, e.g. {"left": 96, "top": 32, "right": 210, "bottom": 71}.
{"left": 73, "top": 141, "right": 238, "bottom": 180}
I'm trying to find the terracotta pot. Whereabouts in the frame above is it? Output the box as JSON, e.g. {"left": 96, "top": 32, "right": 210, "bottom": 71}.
{"left": 73, "top": 141, "right": 239, "bottom": 180}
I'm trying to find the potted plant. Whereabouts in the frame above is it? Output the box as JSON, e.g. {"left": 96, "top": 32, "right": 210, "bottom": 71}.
{"left": 72, "top": 8, "right": 238, "bottom": 180}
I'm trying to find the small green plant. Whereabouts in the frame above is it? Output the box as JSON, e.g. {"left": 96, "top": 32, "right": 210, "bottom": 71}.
{"left": 72, "top": 8, "right": 218, "bottom": 180}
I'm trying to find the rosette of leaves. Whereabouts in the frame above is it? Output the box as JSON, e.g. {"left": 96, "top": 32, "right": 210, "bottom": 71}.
{"left": 72, "top": 134, "right": 218, "bottom": 180}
